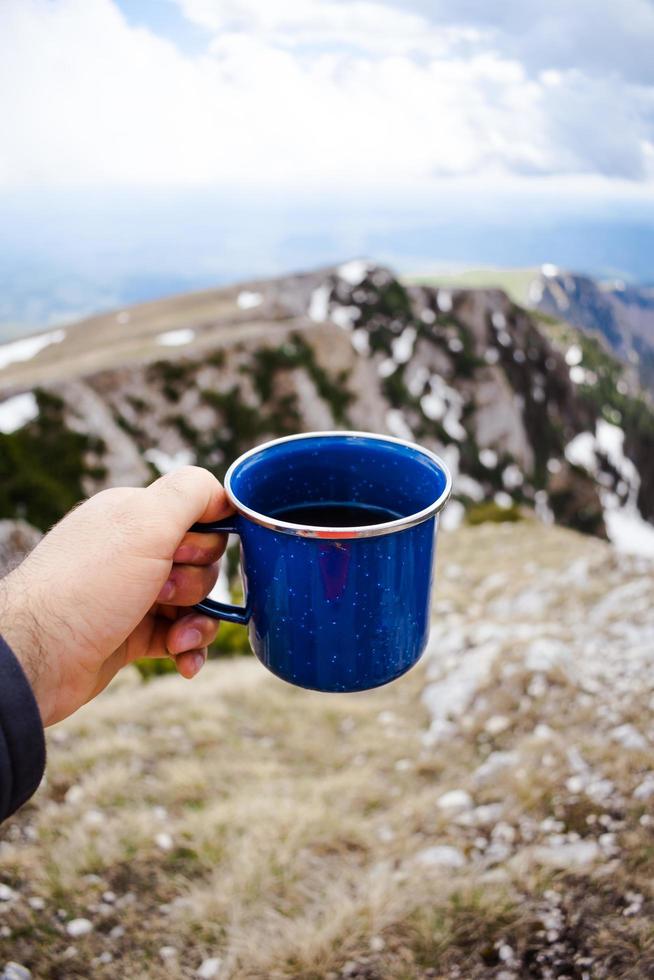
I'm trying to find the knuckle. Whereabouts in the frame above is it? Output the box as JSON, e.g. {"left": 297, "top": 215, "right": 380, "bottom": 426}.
{"left": 90, "top": 486, "right": 145, "bottom": 536}
{"left": 157, "top": 465, "right": 213, "bottom": 495}
{"left": 91, "top": 486, "right": 137, "bottom": 511}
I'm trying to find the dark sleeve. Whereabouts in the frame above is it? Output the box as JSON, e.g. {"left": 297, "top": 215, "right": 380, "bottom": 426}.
{"left": 0, "top": 636, "right": 46, "bottom": 822}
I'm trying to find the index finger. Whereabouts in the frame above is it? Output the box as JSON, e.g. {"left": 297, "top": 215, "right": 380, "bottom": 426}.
{"left": 173, "top": 530, "right": 228, "bottom": 565}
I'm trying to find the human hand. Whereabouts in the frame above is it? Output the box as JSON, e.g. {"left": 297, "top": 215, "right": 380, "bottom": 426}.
{"left": 0, "top": 467, "right": 232, "bottom": 726}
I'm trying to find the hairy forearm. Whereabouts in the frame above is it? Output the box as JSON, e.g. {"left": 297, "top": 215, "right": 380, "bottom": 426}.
{"left": 0, "top": 566, "right": 47, "bottom": 720}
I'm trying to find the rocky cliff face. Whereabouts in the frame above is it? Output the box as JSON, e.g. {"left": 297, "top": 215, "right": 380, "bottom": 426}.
{"left": 0, "top": 519, "right": 41, "bottom": 577}
{"left": 530, "top": 267, "right": 654, "bottom": 393}
{"left": 0, "top": 261, "right": 653, "bottom": 555}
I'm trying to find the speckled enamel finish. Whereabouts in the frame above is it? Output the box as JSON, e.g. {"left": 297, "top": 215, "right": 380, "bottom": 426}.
{"left": 193, "top": 432, "right": 450, "bottom": 693}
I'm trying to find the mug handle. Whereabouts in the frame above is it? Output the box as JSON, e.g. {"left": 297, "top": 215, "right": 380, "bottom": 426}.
{"left": 190, "top": 516, "right": 251, "bottom": 625}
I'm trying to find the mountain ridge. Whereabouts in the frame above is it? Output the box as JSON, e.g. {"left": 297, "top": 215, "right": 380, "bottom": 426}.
{"left": 408, "top": 263, "right": 654, "bottom": 395}
{"left": 0, "top": 261, "right": 653, "bottom": 564}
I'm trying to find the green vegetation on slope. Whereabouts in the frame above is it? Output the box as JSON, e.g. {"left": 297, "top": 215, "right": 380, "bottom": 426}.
{"left": 0, "top": 390, "right": 106, "bottom": 531}
{"left": 404, "top": 267, "right": 539, "bottom": 306}
{"left": 144, "top": 335, "right": 354, "bottom": 483}
{"left": 537, "top": 314, "right": 654, "bottom": 521}
{"left": 250, "top": 334, "right": 353, "bottom": 426}
{"left": 538, "top": 315, "right": 654, "bottom": 437}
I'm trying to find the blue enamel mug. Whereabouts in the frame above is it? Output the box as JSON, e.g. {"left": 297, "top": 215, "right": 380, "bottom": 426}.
{"left": 192, "top": 431, "right": 451, "bottom": 693}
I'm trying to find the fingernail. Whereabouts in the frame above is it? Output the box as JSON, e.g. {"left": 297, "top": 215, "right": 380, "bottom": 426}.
{"left": 180, "top": 627, "right": 202, "bottom": 651}
{"left": 191, "top": 651, "right": 206, "bottom": 674}
{"left": 158, "top": 578, "right": 175, "bottom": 602}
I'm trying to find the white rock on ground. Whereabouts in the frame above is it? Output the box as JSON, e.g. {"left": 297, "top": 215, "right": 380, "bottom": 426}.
{"left": 473, "top": 751, "right": 518, "bottom": 784}
{"left": 485, "top": 715, "right": 510, "bottom": 735}
{"left": 531, "top": 840, "right": 600, "bottom": 869}
{"left": 1, "top": 964, "right": 32, "bottom": 980}
{"left": 83, "top": 809, "right": 103, "bottom": 827}
{"left": 456, "top": 803, "right": 504, "bottom": 827}
{"left": 524, "top": 638, "right": 570, "bottom": 673}
{"left": 610, "top": 723, "right": 648, "bottom": 750}
{"left": 633, "top": 774, "right": 654, "bottom": 800}
{"left": 197, "top": 958, "right": 222, "bottom": 979}
{"left": 437, "top": 790, "right": 473, "bottom": 812}
{"left": 66, "top": 918, "right": 93, "bottom": 938}
{"left": 422, "top": 641, "right": 500, "bottom": 741}
{"left": 415, "top": 845, "right": 466, "bottom": 869}
{"left": 64, "top": 785, "right": 84, "bottom": 805}
{"left": 441, "top": 499, "right": 465, "bottom": 532}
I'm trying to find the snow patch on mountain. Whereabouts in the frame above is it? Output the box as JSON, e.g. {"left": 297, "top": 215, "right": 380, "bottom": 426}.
{"left": 237, "top": 291, "right": 262, "bottom": 310}
{"left": 309, "top": 285, "right": 331, "bottom": 322}
{"left": 565, "top": 420, "right": 653, "bottom": 556}
{"left": 338, "top": 260, "right": 372, "bottom": 286}
{"left": 391, "top": 326, "right": 416, "bottom": 364}
{"left": 144, "top": 448, "right": 194, "bottom": 473}
{"left": 157, "top": 329, "right": 194, "bottom": 347}
{"left": 331, "top": 306, "right": 360, "bottom": 330}
{"left": 0, "top": 330, "right": 65, "bottom": 371}
{"left": 420, "top": 375, "right": 466, "bottom": 441}
{"left": 385, "top": 409, "right": 413, "bottom": 441}
{"left": 0, "top": 392, "right": 38, "bottom": 433}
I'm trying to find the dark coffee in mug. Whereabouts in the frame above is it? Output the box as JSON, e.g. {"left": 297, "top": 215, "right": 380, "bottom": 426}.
{"left": 271, "top": 502, "right": 401, "bottom": 528}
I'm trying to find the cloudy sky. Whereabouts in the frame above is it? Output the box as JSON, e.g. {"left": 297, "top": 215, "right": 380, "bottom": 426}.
{"left": 2, "top": 0, "right": 654, "bottom": 329}
{"left": 2, "top": 0, "right": 654, "bottom": 193}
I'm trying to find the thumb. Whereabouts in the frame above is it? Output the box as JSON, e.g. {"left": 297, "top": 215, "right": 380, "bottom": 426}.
{"left": 139, "top": 466, "right": 234, "bottom": 558}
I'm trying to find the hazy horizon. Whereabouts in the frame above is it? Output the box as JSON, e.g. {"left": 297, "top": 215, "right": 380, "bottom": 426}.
{"left": 2, "top": 181, "right": 654, "bottom": 339}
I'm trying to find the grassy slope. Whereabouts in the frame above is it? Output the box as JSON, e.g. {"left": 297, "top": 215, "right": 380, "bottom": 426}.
{"left": 403, "top": 268, "right": 539, "bottom": 307}
{"left": 0, "top": 281, "right": 292, "bottom": 392}
{"left": 1, "top": 522, "right": 653, "bottom": 979}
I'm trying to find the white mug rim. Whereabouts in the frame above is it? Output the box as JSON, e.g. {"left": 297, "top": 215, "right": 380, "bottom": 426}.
{"left": 222, "top": 430, "right": 453, "bottom": 539}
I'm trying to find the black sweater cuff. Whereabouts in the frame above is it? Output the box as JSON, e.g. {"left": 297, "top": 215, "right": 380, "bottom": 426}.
{"left": 0, "top": 635, "right": 46, "bottom": 821}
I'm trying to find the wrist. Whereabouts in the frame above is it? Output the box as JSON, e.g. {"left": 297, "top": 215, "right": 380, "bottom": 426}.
{"left": 0, "top": 568, "right": 48, "bottom": 724}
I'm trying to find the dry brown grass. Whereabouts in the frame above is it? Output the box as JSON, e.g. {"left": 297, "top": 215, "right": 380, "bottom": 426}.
{"left": 1, "top": 522, "right": 653, "bottom": 979}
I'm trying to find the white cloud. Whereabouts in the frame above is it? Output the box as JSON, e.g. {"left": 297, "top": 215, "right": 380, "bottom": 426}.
{"left": 392, "top": 0, "right": 654, "bottom": 84}
{"left": 179, "top": 0, "right": 443, "bottom": 53}
{"left": 1, "top": 0, "right": 654, "bottom": 191}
